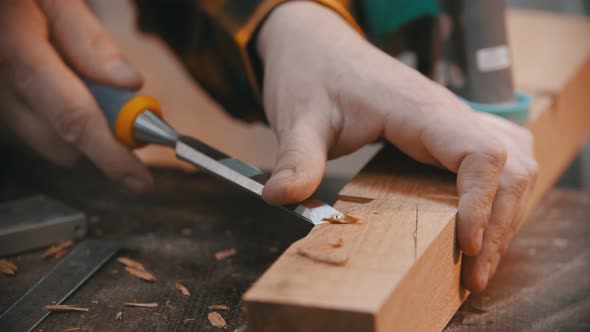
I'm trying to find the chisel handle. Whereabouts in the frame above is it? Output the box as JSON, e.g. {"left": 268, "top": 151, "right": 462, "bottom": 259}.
{"left": 84, "top": 80, "right": 163, "bottom": 148}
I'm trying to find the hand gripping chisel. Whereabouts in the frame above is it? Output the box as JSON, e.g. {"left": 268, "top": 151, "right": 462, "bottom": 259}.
{"left": 85, "top": 80, "right": 341, "bottom": 225}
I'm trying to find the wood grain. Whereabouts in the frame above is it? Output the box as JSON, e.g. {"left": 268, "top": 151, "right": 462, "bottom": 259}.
{"left": 243, "top": 11, "right": 590, "bottom": 331}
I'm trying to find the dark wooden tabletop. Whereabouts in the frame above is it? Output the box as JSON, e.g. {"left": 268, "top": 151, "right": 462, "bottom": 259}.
{"left": 1, "top": 148, "right": 589, "bottom": 331}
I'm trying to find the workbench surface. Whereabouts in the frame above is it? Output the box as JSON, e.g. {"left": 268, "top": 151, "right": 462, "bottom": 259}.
{"left": 1, "top": 149, "right": 589, "bottom": 331}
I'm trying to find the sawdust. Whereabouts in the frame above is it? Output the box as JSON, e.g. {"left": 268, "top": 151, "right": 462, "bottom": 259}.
{"left": 321, "top": 213, "right": 360, "bottom": 224}
{"left": 43, "top": 304, "right": 89, "bottom": 312}
{"left": 214, "top": 248, "right": 237, "bottom": 261}
{"left": 0, "top": 259, "right": 17, "bottom": 275}
{"left": 208, "top": 304, "right": 230, "bottom": 310}
{"left": 116, "top": 312, "right": 123, "bottom": 320}
{"left": 124, "top": 267, "right": 156, "bottom": 282}
{"left": 208, "top": 311, "right": 227, "bottom": 329}
{"left": 125, "top": 302, "right": 158, "bottom": 308}
{"left": 175, "top": 282, "right": 190, "bottom": 296}
{"left": 42, "top": 240, "right": 73, "bottom": 258}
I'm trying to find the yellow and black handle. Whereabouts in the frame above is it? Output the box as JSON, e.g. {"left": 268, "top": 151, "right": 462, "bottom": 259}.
{"left": 84, "top": 80, "right": 164, "bottom": 148}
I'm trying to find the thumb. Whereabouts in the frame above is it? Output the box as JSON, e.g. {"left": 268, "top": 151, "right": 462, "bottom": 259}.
{"left": 262, "top": 124, "right": 328, "bottom": 205}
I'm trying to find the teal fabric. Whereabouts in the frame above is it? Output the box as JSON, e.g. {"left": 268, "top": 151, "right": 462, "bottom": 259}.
{"left": 361, "top": 0, "right": 439, "bottom": 42}
{"left": 463, "top": 91, "right": 532, "bottom": 125}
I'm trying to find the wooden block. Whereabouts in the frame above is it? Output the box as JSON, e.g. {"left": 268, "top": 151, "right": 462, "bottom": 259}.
{"left": 244, "top": 11, "right": 590, "bottom": 331}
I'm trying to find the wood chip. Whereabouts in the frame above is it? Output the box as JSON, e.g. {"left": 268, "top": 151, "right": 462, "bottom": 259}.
{"left": 208, "top": 311, "right": 227, "bottom": 329}
{"left": 117, "top": 257, "right": 146, "bottom": 271}
{"left": 208, "top": 304, "right": 230, "bottom": 310}
{"left": 54, "top": 248, "right": 69, "bottom": 259}
{"left": 321, "top": 213, "right": 360, "bottom": 224}
{"left": 43, "top": 304, "right": 89, "bottom": 312}
{"left": 125, "top": 302, "right": 158, "bottom": 308}
{"left": 296, "top": 247, "right": 349, "bottom": 266}
{"left": 63, "top": 327, "right": 81, "bottom": 332}
{"left": 124, "top": 266, "right": 156, "bottom": 282}
{"left": 175, "top": 282, "right": 190, "bottom": 296}
{"left": 41, "top": 240, "right": 73, "bottom": 258}
{"left": 214, "top": 248, "right": 237, "bottom": 261}
{"left": 116, "top": 311, "right": 123, "bottom": 320}
{"left": 328, "top": 238, "right": 344, "bottom": 248}
{"left": 0, "top": 259, "right": 17, "bottom": 275}
{"left": 552, "top": 237, "right": 569, "bottom": 248}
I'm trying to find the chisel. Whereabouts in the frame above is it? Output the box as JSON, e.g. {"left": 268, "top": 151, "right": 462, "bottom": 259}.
{"left": 85, "top": 80, "right": 341, "bottom": 225}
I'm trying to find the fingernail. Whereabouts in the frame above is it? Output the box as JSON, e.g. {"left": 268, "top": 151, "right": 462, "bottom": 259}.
{"left": 475, "top": 227, "right": 484, "bottom": 252}
{"left": 124, "top": 175, "right": 149, "bottom": 193}
{"left": 480, "top": 262, "right": 491, "bottom": 289}
{"left": 107, "top": 59, "right": 141, "bottom": 84}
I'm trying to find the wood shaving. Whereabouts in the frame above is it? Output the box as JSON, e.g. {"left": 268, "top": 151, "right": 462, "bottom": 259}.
{"left": 117, "top": 257, "right": 146, "bottom": 271}
{"left": 552, "top": 238, "right": 568, "bottom": 248}
{"left": 63, "top": 327, "right": 81, "bottom": 332}
{"left": 124, "top": 267, "right": 156, "bottom": 282}
{"left": 116, "top": 311, "right": 122, "bottom": 320}
{"left": 125, "top": 302, "right": 158, "bottom": 308}
{"left": 208, "top": 311, "right": 227, "bottom": 329}
{"left": 175, "top": 282, "right": 190, "bottom": 296}
{"left": 42, "top": 240, "right": 73, "bottom": 258}
{"left": 54, "top": 248, "right": 69, "bottom": 259}
{"left": 296, "top": 247, "right": 348, "bottom": 266}
{"left": 328, "top": 238, "right": 344, "bottom": 248}
{"left": 208, "top": 304, "right": 230, "bottom": 310}
{"left": 321, "top": 213, "right": 360, "bottom": 224}
{"left": 0, "top": 259, "right": 17, "bottom": 275}
{"left": 43, "top": 304, "right": 89, "bottom": 312}
{"left": 214, "top": 248, "right": 237, "bottom": 261}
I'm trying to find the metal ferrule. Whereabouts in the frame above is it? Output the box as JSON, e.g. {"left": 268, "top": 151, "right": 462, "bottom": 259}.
{"left": 132, "top": 110, "right": 178, "bottom": 147}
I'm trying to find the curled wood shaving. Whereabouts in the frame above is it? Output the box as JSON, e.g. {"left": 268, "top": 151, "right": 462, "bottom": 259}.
{"left": 63, "top": 327, "right": 81, "bottom": 332}
{"left": 117, "top": 257, "right": 146, "bottom": 271}
{"left": 0, "top": 259, "right": 17, "bottom": 275}
{"left": 124, "top": 266, "right": 156, "bottom": 282}
{"left": 321, "top": 213, "right": 360, "bottom": 224}
{"left": 42, "top": 240, "right": 73, "bottom": 258}
{"left": 125, "top": 302, "right": 158, "bottom": 308}
{"left": 214, "top": 248, "right": 237, "bottom": 261}
{"left": 328, "top": 238, "right": 344, "bottom": 248}
{"left": 43, "top": 304, "right": 89, "bottom": 312}
{"left": 116, "top": 311, "right": 123, "bottom": 320}
{"left": 175, "top": 282, "right": 191, "bottom": 296}
{"left": 208, "top": 304, "right": 230, "bottom": 310}
{"left": 208, "top": 311, "right": 227, "bottom": 329}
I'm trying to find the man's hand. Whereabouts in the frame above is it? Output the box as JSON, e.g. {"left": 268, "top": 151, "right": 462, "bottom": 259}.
{"left": 257, "top": 2, "right": 538, "bottom": 292}
{"left": 0, "top": 0, "right": 151, "bottom": 192}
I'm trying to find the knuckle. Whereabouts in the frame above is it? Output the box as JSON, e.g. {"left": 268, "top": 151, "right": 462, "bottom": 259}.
{"left": 53, "top": 104, "right": 92, "bottom": 145}
{"left": 503, "top": 168, "right": 531, "bottom": 198}
{"left": 478, "top": 141, "right": 508, "bottom": 171}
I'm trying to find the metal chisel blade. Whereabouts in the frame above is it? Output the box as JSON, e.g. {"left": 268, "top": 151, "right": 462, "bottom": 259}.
{"left": 175, "top": 135, "right": 342, "bottom": 225}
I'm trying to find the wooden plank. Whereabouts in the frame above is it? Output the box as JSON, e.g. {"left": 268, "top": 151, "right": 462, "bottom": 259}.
{"left": 243, "top": 11, "right": 590, "bottom": 332}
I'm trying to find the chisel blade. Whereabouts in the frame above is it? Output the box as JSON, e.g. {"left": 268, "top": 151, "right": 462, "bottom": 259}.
{"left": 175, "top": 135, "right": 342, "bottom": 225}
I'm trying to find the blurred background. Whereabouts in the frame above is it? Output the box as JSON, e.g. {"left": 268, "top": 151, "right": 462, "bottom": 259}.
{"left": 88, "top": 0, "right": 590, "bottom": 193}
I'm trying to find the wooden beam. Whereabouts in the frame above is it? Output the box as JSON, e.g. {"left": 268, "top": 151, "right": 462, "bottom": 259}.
{"left": 243, "top": 10, "right": 590, "bottom": 331}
